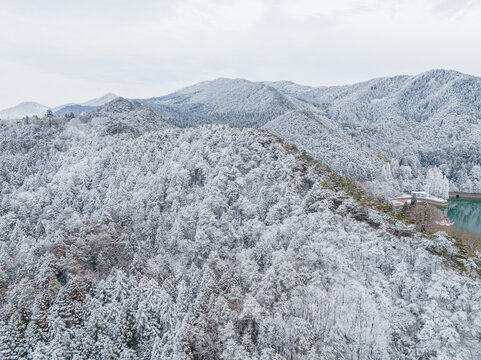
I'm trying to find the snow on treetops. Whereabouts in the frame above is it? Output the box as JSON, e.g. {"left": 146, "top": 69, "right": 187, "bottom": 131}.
{"left": 139, "top": 70, "right": 481, "bottom": 197}
{"left": 0, "top": 98, "right": 481, "bottom": 359}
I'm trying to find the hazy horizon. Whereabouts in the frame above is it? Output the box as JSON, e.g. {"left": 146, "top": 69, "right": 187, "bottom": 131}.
{"left": 0, "top": 67, "right": 475, "bottom": 110}
{"left": 1, "top": 0, "right": 481, "bottom": 109}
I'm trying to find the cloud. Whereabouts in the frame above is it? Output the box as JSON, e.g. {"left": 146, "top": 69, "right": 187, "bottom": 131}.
{"left": 1, "top": 0, "right": 481, "bottom": 108}
{"left": 281, "top": 0, "right": 379, "bottom": 18}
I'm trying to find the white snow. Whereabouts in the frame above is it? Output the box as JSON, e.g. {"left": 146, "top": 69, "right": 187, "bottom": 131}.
{"left": 0, "top": 101, "right": 48, "bottom": 120}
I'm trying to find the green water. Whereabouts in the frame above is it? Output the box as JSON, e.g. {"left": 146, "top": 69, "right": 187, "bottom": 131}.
{"left": 445, "top": 199, "right": 481, "bottom": 235}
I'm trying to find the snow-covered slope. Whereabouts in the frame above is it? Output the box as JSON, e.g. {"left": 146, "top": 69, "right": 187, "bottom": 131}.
{"left": 1, "top": 100, "right": 480, "bottom": 359}
{"left": 0, "top": 101, "right": 48, "bottom": 120}
{"left": 266, "top": 69, "right": 481, "bottom": 192}
{"left": 135, "top": 70, "right": 481, "bottom": 194}
{"left": 136, "top": 78, "right": 298, "bottom": 128}
{"left": 54, "top": 93, "right": 120, "bottom": 116}
{"left": 81, "top": 92, "right": 119, "bottom": 107}
{"left": 262, "top": 110, "right": 385, "bottom": 181}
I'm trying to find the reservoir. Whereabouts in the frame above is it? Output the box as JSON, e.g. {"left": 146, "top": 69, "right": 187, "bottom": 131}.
{"left": 445, "top": 198, "right": 481, "bottom": 236}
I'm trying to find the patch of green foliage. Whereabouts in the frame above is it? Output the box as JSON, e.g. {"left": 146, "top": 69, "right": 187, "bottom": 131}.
{"left": 376, "top": 153, "right": 391, "bottom": 163}
{"left": 426, "top": 235, "right": 471, "bottom": 273}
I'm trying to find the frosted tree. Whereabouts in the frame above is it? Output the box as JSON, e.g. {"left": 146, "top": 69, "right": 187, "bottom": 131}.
{"left": 470, "top": 165, "right": 481, "bottom": 190}
{"left": 0, "top": 320, "right": 13, "bottom": 360}
{"left": 0, "top": 99, "right": 480, "bottom": 358}
{"left": 425, "top": 167, "right": 450, "bottom": 199}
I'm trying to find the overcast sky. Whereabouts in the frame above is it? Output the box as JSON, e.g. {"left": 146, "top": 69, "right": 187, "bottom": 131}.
{"left": 1, "top": 0, "right": 480, "bottom": 109}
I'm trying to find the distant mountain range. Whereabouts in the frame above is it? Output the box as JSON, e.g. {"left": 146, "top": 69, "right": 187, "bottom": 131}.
{"left": 0, "top": 93, "right": 119, "bottom": 119}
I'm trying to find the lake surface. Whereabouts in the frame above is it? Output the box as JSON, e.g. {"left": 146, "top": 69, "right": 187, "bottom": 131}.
{"left": 445, "top": 199, "right": 481, "bottom": 235}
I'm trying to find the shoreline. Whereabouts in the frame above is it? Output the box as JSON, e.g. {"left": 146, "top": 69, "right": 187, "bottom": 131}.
{"left": 449, "top": 192, "right": 481, "bottom": 200}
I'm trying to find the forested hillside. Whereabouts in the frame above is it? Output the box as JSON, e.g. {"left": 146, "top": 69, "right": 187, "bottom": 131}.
{"left": 1, "top": 99, "right": 481, "bottom": 359}
{"left": 136, "top": 78, "right": 297, "bottom": 128}
{"left": 137, "top": 79, "right": 386, "bottom": 185}
{"left": 266, "top": 69, "right": 481, "bottom": 194}
{"left": 262, "top": 110, "right": 384, "bottom": 182}
{"left": 138, "top": 70, "right": 481, "bottom": 196}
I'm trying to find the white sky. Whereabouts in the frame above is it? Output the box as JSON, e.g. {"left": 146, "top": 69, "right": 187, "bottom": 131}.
{"left": 1, "top": 0, "right": 480, "bottom": 109}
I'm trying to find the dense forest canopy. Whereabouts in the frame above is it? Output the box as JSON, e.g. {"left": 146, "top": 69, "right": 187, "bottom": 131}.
{"left": 1, "top": 99, "right": 480, "bottom": 359}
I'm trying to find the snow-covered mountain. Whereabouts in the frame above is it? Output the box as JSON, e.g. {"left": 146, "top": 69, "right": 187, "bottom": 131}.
{"left": 54, "top": 93, "right": 120, "bottom": 116}
{"left": 136, "top": 78, "right": 386, "bottom": 182}
{"left": 0, "top": 94, "right": 120, "bottom": 120}
{"left": 136, "top": 78, "right": 298, "bottom": 128}
{"left": 0, "top": 101, "right": 48, "bottom": 120}
{"left": 265, "top": 69, "right": 481, "bottom": 193}
{"left": 136, "top": 70, "right": 481, "bottom": 195}
{"left": 1, "top": 99, "right": 481, "bottom": 359}
{"left": 80, "top": 92, "right": 119, "bottom": 107}
{"left": 266, "top": 69, "right": 481, "bottom": 150}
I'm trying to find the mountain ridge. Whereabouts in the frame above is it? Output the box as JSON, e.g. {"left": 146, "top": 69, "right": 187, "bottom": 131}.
{"left": 3, "top": 69, "right": 481, "bottom": 195}
{"left": 134, "top": 69, "right": 481, "bottom": 195}
{"left": 1, "top": 99, "right": 480, "bottom": 358}
{"left": 0, "top": 101, "right": 49, "bottom": 120}
{"left": 136, "top": 77, "right": 299, "bottom": 128}
{"left": 0, "top": 93, "right": 120, "bottom": 119}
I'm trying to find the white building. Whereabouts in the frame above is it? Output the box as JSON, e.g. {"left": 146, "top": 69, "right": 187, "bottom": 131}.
{"left": 412, "top": 191, "right": 428, "bottom": 199}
